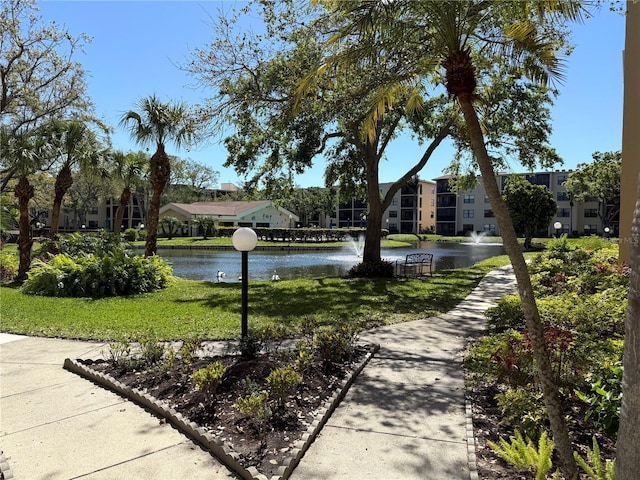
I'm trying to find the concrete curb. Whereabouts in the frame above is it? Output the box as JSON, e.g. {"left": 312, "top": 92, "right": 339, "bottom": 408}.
{"left": 0, "top": 450, "right": 14, "bottom": 479}
{"left": 63, "top": 343, "right": 379, "bottom": 480}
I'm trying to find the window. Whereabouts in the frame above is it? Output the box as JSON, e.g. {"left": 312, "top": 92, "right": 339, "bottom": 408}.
{"left": 389, "top": 210, "right": 398, "bottom": 218}
{"left": 88, "top": 206, "right": 99, "bottom": 215}
{"left": 483, "top": 224, "right": 497, "bottom": 234}
{"left": 584, "top": 209, "right": 598, "bottom": 218}
{"left": 430, "top": 199, "right": 435, "bottom": 206}
{"left": 557, "top": 208, "right": 570, "bottom": 217}
{"left": 463, "top": 194, "right": 475, "bottom": 204}
{"left": 484, "top": 195, "right": 490, "bottom": 203}
{"left": 484, "top": 209, "right": 494, "bottom": 218}
{"left": 584, "top": 225, "right": 598, "bottom": 234}
{"left": 431, "top": 188, "right": 435, "bottom": 194}
{"left": 463, "top": 209, "right": 474, "bottom": 218}
{"left": 557, "top": 174, "right": 568, "bottom": 185}
{"left": 462, "top": 224, "right": 474, "bottom": 232}
{"left": 391, "top": 198, "right": 398, "bottom": 205}
{"left": 557, "top": 191, "right": 570, "bottom": 201}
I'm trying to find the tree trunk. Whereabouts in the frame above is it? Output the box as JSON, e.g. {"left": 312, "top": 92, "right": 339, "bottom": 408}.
{"left": 363, "top": 158, "right": 382, "bottom": 264}
{"left": 14, "top": 176, "right": 34, "bottom": 283}
{"left": 145, "top": 145, "right": 170, "bottom": 257}
{"left": 457, "top": 97, "right": 578, "bottom": 479}
{"left": 49, "top": 163, "right": 73, "bottom": 237}
{"left": 114, "top": 187, "right": 131, "bottom": 235}
{"left": 615, "top": 173, "right": 640, "bottom": 479}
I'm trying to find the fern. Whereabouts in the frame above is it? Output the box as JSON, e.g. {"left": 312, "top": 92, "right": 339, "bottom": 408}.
{"left": 488, "top": 430, "right": 555, "bottom": 480}
{"left": 574, "top": 436, "right": 615, "bottom": 480}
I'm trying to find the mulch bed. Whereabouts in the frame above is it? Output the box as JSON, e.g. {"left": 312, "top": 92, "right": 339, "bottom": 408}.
{"left": 70, "top": 345, "right": 374, "bottom": 479}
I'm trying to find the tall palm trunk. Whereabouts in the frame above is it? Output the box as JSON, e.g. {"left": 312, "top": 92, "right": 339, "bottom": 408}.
{"left": 15, "top": 176, "right": 34, "bottom": 283}
{"left": 114, "top": 187, "right": 131, "bottom": 235}
{"left": 50, "top": 163, "right": 73, "bottom": 237}
{"left": 145, "top": 144, "right": 170, "bottom": 256}
{"left": 615, "top": 175, "right": 640, "bottom": 479}
{"left": 457, "top": 96, "right": 578, "bottom": 479}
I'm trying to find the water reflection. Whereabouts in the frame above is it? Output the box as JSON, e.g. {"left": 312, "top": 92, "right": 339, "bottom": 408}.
{"left": 159, "top": 241, "right": 504, "bottom": 283}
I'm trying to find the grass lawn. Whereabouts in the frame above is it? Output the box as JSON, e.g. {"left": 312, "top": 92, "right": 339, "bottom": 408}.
{"left": 0, "top": 255, "right": 512, "bottom": 341}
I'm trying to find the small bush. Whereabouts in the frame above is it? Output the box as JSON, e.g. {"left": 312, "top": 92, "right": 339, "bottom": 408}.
{"left": 485, "top": 295, "right": 525, "bottom": 332}
{"left": 266, "top": 365, "right": 303, "bottom": 405}
{"left": 21, "top": 249, "right": 173, "bottom": 298}
{"left": 178, "top": 335, "right": 203, "bottom": 370}
{"left": 191, "top": 361, "right": 227, "bottom": 402}
{"left": 495, "top": 387, "right": 547, "bottom": 441}
{"left": 0, "top": 251, "right": 18, "bottom": 283}
{"left": 122, "top": 228, "right": 139, "bottom": 242}
{"left": 347, "top": 259, "right": 394, "bottom": 278}
{"left": 234, "top": 391, "right": 271, "bottom": 433}
{"left": 575, "top": 362, "right": 622, "bottom": 434}
{"left": 314, "top": 324, "right": 358, "bottom": 364}
{"left": 238, "top": 333, "right": 263, "bottom": 360}
{"left": 138, "top": 332, "right": 166, "bottom": 366}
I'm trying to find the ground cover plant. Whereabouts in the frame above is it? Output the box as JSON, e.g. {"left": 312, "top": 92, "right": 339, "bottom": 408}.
{"left": 466, "top": 236, "right": 626, "bottom": 479}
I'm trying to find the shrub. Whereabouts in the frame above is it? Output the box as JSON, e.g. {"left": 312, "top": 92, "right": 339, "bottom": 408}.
{"left": 314, "top": 324, "right": 358, "bottom": 364}
{"left": 575, "top": 362, "right": 622, "bottom": 434}
{"left": 178, "top": 335, "right": 203, "bottom": 370}
{"left": 191, "top": 361, "right": 227, "bottom": 402}
{"left": 495, "top": 387, "right": 547, "bottom": 441}
{"left": 347, "top": 259, "right": 394, "bottom": 278}
{"left": 138, "top": 332, "right": 166, "bottom": 366}
{"left": 0, "top": 251, "right": 18, "bottom": 283}
{"left": 237, "top": 332, "right": 263, "bottom": 360}
{"left": 21, "top": 249, "right": 173, "bottom": 298}
{"left": 266, "top": 365, "right": 303, "bottom": 406}
{"left": 485, "top": 295, "right": 525, "bottom": 332}
{"left": 234, "top": 391, "right": 271, "bottom": 433}
{"left": 123, "top": 228, "right": 138, "bottom": 242}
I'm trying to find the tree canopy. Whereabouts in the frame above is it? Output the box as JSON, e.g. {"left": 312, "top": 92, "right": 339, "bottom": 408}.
{"left": 564, "top": 150, "right": 621, "bottom": 229}
{"left": 503, "top": 175, "right": 557, "bottom": 249}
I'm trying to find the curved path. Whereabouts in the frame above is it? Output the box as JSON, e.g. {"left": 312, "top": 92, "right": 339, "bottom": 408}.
{"left": 0, "top": 266, "right": 516, "bottom": 480}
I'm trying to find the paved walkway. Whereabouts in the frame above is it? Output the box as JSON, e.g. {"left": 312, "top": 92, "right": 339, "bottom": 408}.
{"left": 0, "top": 266, "right": 516, "bottom": 480}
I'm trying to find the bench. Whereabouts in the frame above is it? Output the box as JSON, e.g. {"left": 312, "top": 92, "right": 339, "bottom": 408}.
{"left": 395, "top": 253, "right": 434, "bottom": 277}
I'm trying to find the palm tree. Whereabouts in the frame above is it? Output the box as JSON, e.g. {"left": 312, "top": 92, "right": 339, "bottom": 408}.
{"left": 41, "top": 119, "right": 105, "bottom": 237}
{"left": 0, "top": 126, "right": 48, "bottom": 282}
{"left": 158, "top": 216, "right": 184, "bottom": 240}
{"left": 191, "top": 216, "right": 217, "bottom": 239}
{"left": 308, "top": 2, "right": 586, "bottom": 477}
{"left": 119, "top": 96, "right": 194, "bottom": 256}
{"left": 109, "top": 150, "right": 148, "bottom": 235}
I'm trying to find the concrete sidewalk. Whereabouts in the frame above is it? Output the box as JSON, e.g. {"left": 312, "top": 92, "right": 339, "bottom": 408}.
{"left": 0, "top": 266, "right": 516, "bottom": 480}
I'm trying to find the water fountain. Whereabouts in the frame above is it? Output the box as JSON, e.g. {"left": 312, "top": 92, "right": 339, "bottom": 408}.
{"left": 348, "top": 234, "right": 365, "bottom": 257}
{"left": 469, "top": 231, "right": 488, "bottom": 244}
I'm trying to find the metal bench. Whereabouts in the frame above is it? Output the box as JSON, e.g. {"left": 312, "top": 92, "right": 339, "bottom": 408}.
{"left": 395, "top": 253, "right": 434, "bottom": 277}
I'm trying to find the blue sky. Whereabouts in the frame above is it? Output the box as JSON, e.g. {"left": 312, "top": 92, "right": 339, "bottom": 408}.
{"left": 38, "top": 1, "right": 626, "bottom": 189}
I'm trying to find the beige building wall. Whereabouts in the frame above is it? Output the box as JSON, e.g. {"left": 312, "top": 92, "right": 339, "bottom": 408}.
{"left": 620, "top": 1, "right": 640, "bottom": 262}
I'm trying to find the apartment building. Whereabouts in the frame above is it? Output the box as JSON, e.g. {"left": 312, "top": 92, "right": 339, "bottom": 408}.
{"left": 333, "top": 180, "right": 437, "bottom": 234}
{"left": 434, "top": 171, "right": 618, "bottom": 237}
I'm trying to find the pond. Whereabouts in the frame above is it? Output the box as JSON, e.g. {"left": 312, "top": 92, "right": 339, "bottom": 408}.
{"left": 159, "top": 241, "right": 505, "bottom": 283}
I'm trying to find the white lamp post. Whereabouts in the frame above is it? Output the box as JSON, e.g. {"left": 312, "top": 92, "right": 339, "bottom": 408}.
{"left": 553, "top": 221, "right": 562, "bottom": 238}
{"left": 232, "top": 227, "right": 258, "bottom": 340}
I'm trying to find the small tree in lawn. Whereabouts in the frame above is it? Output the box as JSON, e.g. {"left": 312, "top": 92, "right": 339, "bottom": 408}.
{"left": 503, "top": 176, "right": 557, "bottom": 249}
{"left": 158, "top": 216, "right": 183, "bottom": 240}
{"left": 192, "top": 216, "right": 217, "bottom": 240}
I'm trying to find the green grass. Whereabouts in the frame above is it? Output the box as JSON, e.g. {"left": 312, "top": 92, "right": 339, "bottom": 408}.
{"left": 0, "top": 255, "right": 511, "bottom": 341}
